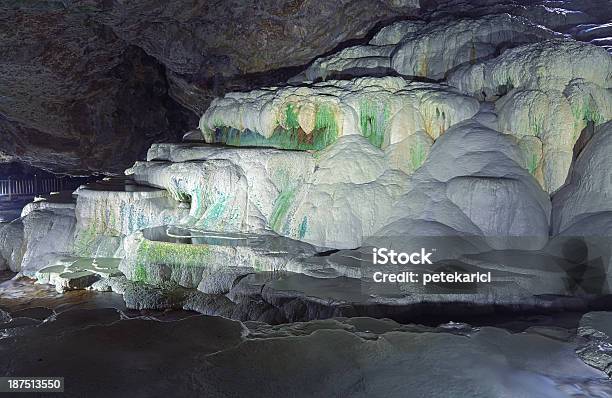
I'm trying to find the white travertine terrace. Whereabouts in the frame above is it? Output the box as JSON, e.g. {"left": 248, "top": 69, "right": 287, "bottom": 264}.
{"left": 295, "top": 14, "right": 555, "bottom": 82}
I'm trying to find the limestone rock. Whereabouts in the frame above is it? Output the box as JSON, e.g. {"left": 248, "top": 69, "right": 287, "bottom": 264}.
{"left": 182, "top": 130, "right": 204, "bottom": 142}
{"left": 129, "top": 146, "right": 315, "bottom": 233}
{"left": 391, "top": 14, "right": 555, "bottom": 79}
{"left": 20, "top": 205, "right": 77, "bottom": 277}
{"left": 119, "top": 227, "right": 317, "bottom": 288}
{"left": 0, "top": 220, "right": 25, "bottom": 272}
{"left": 0, "top": 194, "right": 79, "bottom": 274}
{"left": 374, "top": 120, "right": 551, "bottom": 251}
{"left": 574, "top": 22, "right": 612, "bottom": 43}
{"left": 197, "top": 267, "right": 253, "bottom": 295}
{"left": 35, "top": 257, "right": 122, "bottom": 293}
{"left": 552, "top": 121, "right": 612, "bottom": 235}
{"left": 369, "top": 20, "right": 426, "bottom": 46}
{"left": 280, "top": 135, "right": 409, "bottom": 248}
{"left": 132, "top": 137, "right": 407, "bottom": 249}
{"left": 73, "top": 178, "right": 187, "bottom": 257}
{"left": 297, "top": 14, "right": 553, "bottom": 82}
{"left": 447, "top": 39, "right": 612, "bottom": 97}
{"left": 122, "top": 282, "right": 190, "bottom": 310}
{"left": 0, "top": 308, "right": 10, "bottom": 324}
{"left": 1, "top": 0, "right": 420, "bottom": 173}
{"left": 447, "top": 39, "right": 612, "bottom": 192}
{"left": 576, "top": 311, "right": 612, "bottom": 377}
{"left": 199, "top": 77, "right": 479, "bottom": 150}
{"left": 0, "top": 7, "right": 190, "bottom": 174}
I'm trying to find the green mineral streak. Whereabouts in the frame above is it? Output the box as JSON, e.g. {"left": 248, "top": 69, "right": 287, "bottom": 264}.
{"left": 574, "top": 99, "right": 603, "bottom": 125}
{"left": 202, "top": 193, "right": 229, "bottom": 228}
{"left": 212, "top": 117, "right": 225, "bottom": 128}
{"left": 73, "top": 202, "right": 120, "bottom": 256}
{"left": 313, "top": 104, "right": 338, "bottom": 150}
{"left": 213, "top": 102, "right": 339, "bottom": 151}
{"left": 298, "top": 216, "right": 308, "bottom": 240}
{"left": 136, "top": 239, "right": 211, "bottom": 270}
{"left": 190, "top": 188, "right": 205, "bottom": 220}
{"left": 216, "top": 120, "right": 337, "bottom": 151}
{"left": 74, "top": 222, "right": 98, "bottom": 256}
{"left": 527, "top": 153, "right": 538, "bottom": 175}
{"left": 530, "top": 114, "right": 544, "bottom": 138}
{"left": 285, "top": 104, "right": 300, "bottom": 131}
{"left": 571, "top": 98, "right": 603, "bottom": 138}
{"left": 274, "top": 168, "right": 290, "bottom": 186}
{"left": 409, "top": 142, "right": 426, "bottom": 170}
{"left": 583, "top": 106, "right": 603, "bottom": 124}
{"left": 167, "top": 180, "right": 191, "bottom": 203}
{"left": 134, "top": 264, "right": 148, "bottom": 283}
{"left": 359, "top": 99, "right": 388, "bottom": 148}
{"left": 270, "top": 187, "right": 296, "bottom": 232}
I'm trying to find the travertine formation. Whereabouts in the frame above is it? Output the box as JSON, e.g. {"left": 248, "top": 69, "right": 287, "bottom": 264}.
{"left": 296, "top": 14, "right": 555, "bottom": 82}
{"left": 552, "top": 121, "right": 612, "bottom": 235}
{"left": 0, "top": 1, "right": 610, "bottom": 343}
{"left": 199, "top": 77, "right": 479, "bottom": 159}
{"left": 449, "top": 40, "right": 612, "bottom": 192}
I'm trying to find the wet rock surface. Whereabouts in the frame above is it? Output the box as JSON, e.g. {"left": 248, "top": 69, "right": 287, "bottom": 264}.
{"left": 1, "top": 282, "right": 612, "bottom": 398}
{"left": 577, "top": 312, "right": 612, "bottom": 378}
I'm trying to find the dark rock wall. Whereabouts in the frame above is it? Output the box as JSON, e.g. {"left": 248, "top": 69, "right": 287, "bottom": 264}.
{"left": 0, "top": 0, "right": 419, "bottom": 174}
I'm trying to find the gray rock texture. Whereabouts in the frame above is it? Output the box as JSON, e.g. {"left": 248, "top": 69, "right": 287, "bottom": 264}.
{"left": 0, "top": 0, "right": 419, "bottom": 173}
{"left": 553, "top": 121, "right": 612, "bottom": 235}
{"left": 577, "top": 311, "right": 612, "bottom": 377}
{"left": 1, "top": 308, "right": 610, "bottom": 397}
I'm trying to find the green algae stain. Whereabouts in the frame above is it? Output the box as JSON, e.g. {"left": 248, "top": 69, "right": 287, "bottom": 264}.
{"left": 359, "top": 99, "right": 389, "bottom": 148}
{"left": 527, "top": 153, "right": 539, "bottom": 176}
{"left": 136, "top": 239, "right": 211, "bottom": 271}
{"left": 409, "top": 142, "right": 426, "bottom": 171}
{"left": 202, "top": 192, "right": 229, "bottom": 229}
{"left": 73, "top": 222, "right": 98, "bottom": 257}
{"left": 313, "top": 103, "right": 338, "bottom": 150}
{"left": 134, "top": 263, "right": 148, "bottom": 283}
{"left": 212, "top": 102, "right": 338, "bottom": 151}
{"left": 285, "top": 104, "right": 300, "bottom": 131}
{"left": 572, "top": 98, "right": 604, "bottom": 140}
{"left": 298, "top": 216, "right": 308, "bottom": 240}
{"left": 270, "top": 187, "right": 296, "bottom": 233}
{"left": 190, "top": 188, "right": 206, "bottom": 220}
{"left": 167, "top": 177, "right": 191, "bottom": 203}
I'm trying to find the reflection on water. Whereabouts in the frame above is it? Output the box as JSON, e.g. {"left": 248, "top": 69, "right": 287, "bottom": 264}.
{"left": 0, "top": 273, "right": 125, "bottom": 313}
{"left": 143, "top": 225, "right": 315, "bottom": 256}
{"left": 0, "top": 272, "right": 197, "bottom": 323}
{"left": 145, "top": 225, "right": 263, "bottom": 246}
